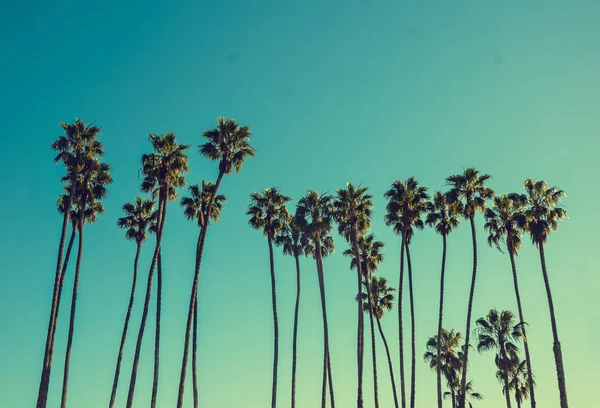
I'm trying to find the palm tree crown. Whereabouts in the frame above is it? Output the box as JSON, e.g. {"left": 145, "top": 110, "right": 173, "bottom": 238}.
{"left": 200, "top": 117, "right": 255, "bottom": 175}
{"left": 296, "top": 191, "right": 335, "bottom": 242}
{"left": 484, "top": 194, "right": 527, "bottom": 255}
{"left": 360, "top": 276, "right": 395, "bottom": 320}
{"left": 476, "top": 310, "right": 523, "bottom": 374}
{"left": 117, "top": 198, "right": 156, "bottom": 244}
{"left": 333, "top": 183, "right": 373, "bottom": 239}
{"left": 181, "top": 181, "right": 227, "bottom": 228}
{"left": 426, "top": 191, "right": 462, "bottom": 236}
{"left": 424, "top": 329, "right": 464, "bottom": 389}
{"left": 247, "top": 188, "right": 291, "bottom": 238}
{"left": 384, "top": 177, "right": 431, "bottom": 241}
{"left": 522, "top": 179, "right": 568, "bottom": 246}
{"left": 274, "top": 215, "right": 311, "bottom": 258}
{"left": 446, "top": 168, "right": 494, "bottom": 219}
{"left": 141, "top": 132, "right": 190, "bottom": 199}
{"left": 344, "top": 234, "right": 384, "bottom": 276}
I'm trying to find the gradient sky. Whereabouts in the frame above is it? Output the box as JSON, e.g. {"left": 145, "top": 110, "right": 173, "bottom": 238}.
{"left": 1, "top": 1, "right": 598, "bottom": 407}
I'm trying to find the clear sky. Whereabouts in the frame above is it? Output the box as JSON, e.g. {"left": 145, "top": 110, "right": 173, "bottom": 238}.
{"left": 0, "top": 1, "right": 598, "bottom": 407}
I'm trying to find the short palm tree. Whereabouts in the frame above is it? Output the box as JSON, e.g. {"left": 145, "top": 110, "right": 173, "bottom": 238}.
{"left": 476, "top": 309, "right": 523, "bottom": 408}
{"left": 424, "top": 328, "right": 464, "bottom": 408}
{"left": 181, "top": 180, "right": 226, "bottom": 408}
{"left": 126, "top": 133, "right": 189, "bottom": 408}
{"left": 108, "top": 197, "right": 156, "bottom": 407}
{"left": 446, "top": 168, "right": 494, "bottom": 407}
{"left": 247, "top": 187, "right": 291, "bottom": 408}
{"left": 37, "top": 119, "right": 104, "bottom": 408}
{"left": 497, "top": 358, "right": 532, "bottom": 408}
{"left": 176, "top": 118, "right": 255, "bottom": 408}
{"left": 296, "top": 191, "right": 336, "bottom": 408}
{"left": 274, "top": 214, "right": 311, "bottom": 408}
{"left": 333, "top": 183, "right": 372, "bottom": 408}
{"left": 426, "top": 191, "right": 461, "bottom": 408}
{"left": 484, "top": 193, "right": 536, "bottom": 408}
{"left": 444, "top": 380, "right": 483, "bottom": 408}
{"left": 384, "top": 177, "right": 430, "bottom": 408}
{"left": 522, "top": 179, "right": 569, "bottom": 408}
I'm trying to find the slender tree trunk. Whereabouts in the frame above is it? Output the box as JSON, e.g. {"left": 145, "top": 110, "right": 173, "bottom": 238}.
{"left": 176, "top": 172, "right": 225, "bottom": 408}
{"left": 516, "top": 396, "right": 521, "bottom": 408}
{"left": 376, "top": 317, "right": 399, "bottom": 408}
{"left": 315, "top": 241, "right": 334, "bottom": 408}
{"left": 267, "top": 235, "right": 280, "bottom": 408}
{"left": 436, "top": 234, "right": 448, "bottom": 408}
{"left": 538, "top": 242, "right": 568, "bottom": 408}
{"left": 109, "top": 241, "right": 142, "bottom": 408}
{"left": 352, "top": 229, "right": 365, "bottom": 408}
{"left": 500, "top": 344, "right": 513, "bottom": 408}
{"left": 459, "top": 216, "right": 478, "bottom": 408}
{"left": 451, "top": 390, "right": 456, "bottom": 408}
{"left": 398, "top": 233, "right": 407, "bottom": 408}
{"left": 126, "top": 189, "right": 168, "bottom": 408}
{"left": 60, "top": 210, "right": 85, "bottom": 408}
{"left": 291, "top": 254, "right": 301, "bottom": 408}
{"left": 508, "top": 250, "right": 535, "bottom": 408}
{"left": 364, "top": 269, "right": 379, "bottom": 408}
{"left": 151, "top": 249, "right": 162, "bottom": 408}
{"left": 405, "top": 243, "right": 416, "bottom": 408}
{"left": 327, "top": 346, "right": 335, "bottom": 408}
{"left": 193, "top": 295, "right": 199, "bottom": 408}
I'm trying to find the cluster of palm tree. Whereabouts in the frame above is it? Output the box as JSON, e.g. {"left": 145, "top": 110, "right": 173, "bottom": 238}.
{"left": 37, "top": 118, "right": 570, "bottom": 408}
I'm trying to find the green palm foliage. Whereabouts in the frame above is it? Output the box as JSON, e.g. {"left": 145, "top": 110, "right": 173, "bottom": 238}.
{"left": 521, "top": 178, "right": 569, "bottom": 408}
{"left": 496, "top": 359, "right": 532, "bottom": 408}
{"left": 426, "top": 191, "right": 461, "bottom": 408}
{"left": 424, "top": 329, "right": 464, "bottom": 404}
{"left": 127, "top": 133, "right": 190, "bottom": 408}
{"left": 384, "top": 177, "right": 430, "bottom": 408}
{"left": 247, "top": 188, "right": 291, "bottom": 408}
{"left": 444, "top": 381, "right": 483, "bottom": 408}
{"left": 446, "top": 168, "right": 494, "bottom": 408}
{"left": 476, "top": 309, "right": 523, "bottom": 408}
{"left": 484, "top": 194, "right": 536, "bottom": 408}
{"left": 333, "top": 183, "right": 373, "bottom": 408}
{"left": 296, "top": 190, "right": 336, "bottom": 408}
{"left": 109, "top": 198, "right": 156, "bottom": 408}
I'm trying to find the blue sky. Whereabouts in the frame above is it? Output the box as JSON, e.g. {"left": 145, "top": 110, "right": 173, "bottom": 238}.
{"left": 0, "top": 0, "right": 598, "bottom": 407}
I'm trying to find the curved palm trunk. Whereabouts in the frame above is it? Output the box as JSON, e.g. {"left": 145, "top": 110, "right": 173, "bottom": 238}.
{"left": 267, "top": 235, "right": 280, "bottom": 408}
{"left": 291, "top": 254, "right": 301, "bottom": 408}
{"left": 405, "top": 243, "right": 416, "bottom": 408}
{"left": 508, "top": 250, "right": 535, "bottom": 408}
{"left": 459, "top": 216, "right": 478, "bottom": 408}
{"left": 364, "top": 269, "right": 379, "bottom": 408}
{"left": 193, "top": 294, "right": 199, "bottom": 408}
{"left": 376, "top": 317, "right": 399, "bottom": 408}
{"left": 176, "top": 171, "right": 224, "bottom": 408}
{"left": 126, "top": 190, "right": 168, "bottom": 408}
{"left": 435, "top": 234, "right": 448, "bottom": 408}
{"left": 60, "top": 211, "right": 85, "bottom": 408}
{"left": 109, "top": 240, "right": 142, "bottom": 408}
{"left": 352, "top": 229, "right": 365, "bottom": 408}
{"left": 500, "top": 345, "right": 513, "bottom": 408}
{"left": 398, "top": 233, "right": 407, "bottom": 408}
{"left": 327, "top": 346, "right": 335, "bottom": 408}
{"left": 538, "top": 242, "right": 568, "bottom": 408}
{"left": 151, "top": 249, "right": 163, "bottom": 408}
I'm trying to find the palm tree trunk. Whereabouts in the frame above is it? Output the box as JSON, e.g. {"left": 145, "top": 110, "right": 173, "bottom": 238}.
{"left": 538, "top": 242, "right": 568, "bottom": 408}
{"left": 176, "top": 171, "right": 224, "bottom": 408}
{"left": 109, "top": 240, "right": 142, "bottom": 408}
{"left": 376, "top": 317, "right": 398, "bottom": 408}
{"left": 316, "top": 240, "right": 334, "bottom": 408}
{"left": 327, "top": 347, "right": 335, "bottom": 408}
{"left": 60, "top": 210, "right": 85, "bottom": 408}
{"left": 436, "top": 234, "right": 447, "bottom": 408}
{"left": 151, "top": 249, "right": 162, "bottom": 408}
{"left": 352, "top": 229, "right": 365, "bottom": 408}
{"left": 500, "top": 345, "right": 513, "bottom": 408}
{"left": 126, "top": 190, "right": 167, "bottom": 408}
{"left": 405, "top": 243, "right": 417, "bottom": 408}
{"left": 365, "top": 270, "right": 379, "bottom": 408}
{"left": 508, "top": 250, "right": 535, "bottom": 408}
{"left": 459, "top": 216, "right": 478, "bottom": 408}
{"left": 398, "top": 232, "right": 407, "bottom": 408}
{"left": 268, "top": 235, "right": 280, "bottom": 408}
{"left": 516, "top": 396, "right": 521, "bottom": 408}
{"left": 451, "top": 389, "right": 456, "bottom": 408}
{"left": 193, "top": 293, "right": 199, "bottom": 408}
{"left": 291, "top": 254, "right": 301, "bottom": 408}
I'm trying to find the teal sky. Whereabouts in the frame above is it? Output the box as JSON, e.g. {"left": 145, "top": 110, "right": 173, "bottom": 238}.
{"left": 1, "top": 1, "right": 598, "bottom": 407}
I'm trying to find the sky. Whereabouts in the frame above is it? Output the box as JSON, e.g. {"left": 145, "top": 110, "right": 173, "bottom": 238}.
{"left": 0, "top": 0, "right": 598, "bottom": 407}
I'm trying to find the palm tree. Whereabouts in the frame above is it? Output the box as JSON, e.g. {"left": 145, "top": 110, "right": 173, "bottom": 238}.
{"left": 126, "top": 133, "right": 189, "bottom": 408}
{"left": 446, "top": 168, "right": 494, "bottom": 407}
{"left": 37, "top": 119, "right": 103, "bottom": 408}
{"left": 497, "top": 359, "right": 532, "bottom": 408}
{"left": 61, "top": 158, "right": 112, "bottom": 408}
{"left": 274, "top": 214, "right": 311, "bottom": 408}
{"left": 475, "top": 309, "right": 523, "bottom": 408}
{"left": 247, "top": 188, "right": 291, "bottom": 408}
{"left": 484, "top": 194, "right": 536, "bottom": 408}
{"left": 426, "top": 191, "right": 461, "bottom": 408}
{"left": 296, "top": 191, "right": 336, "bottom": 408}
{"left": 444, "top": 381, "right": 483, "bottom": 408}
{"left": 522, "top": 179, "right": 569, "bottom": 408}
{"left": 384, "top": 177, "right": 430, "bottom": 408}
{"left": 424, "top": 329, "right": 464, "bottom": 408}
{"left": 108, "top": 197, "right": 156, "bottom": 407}
{"left": 181, "top": 180, "right": 227, "bottom": 408}
{"left": 176, "top": 118, "right": 255, "bottom": 408}
{"left": 333, "top": 183, "right": 373, "bottom": 408}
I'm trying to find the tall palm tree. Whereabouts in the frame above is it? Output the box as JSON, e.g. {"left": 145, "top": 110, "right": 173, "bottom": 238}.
{"left": 446, "top": 168, "right": 494, "bottom": 407}
{"left": 484, "top": 193, "right": 536, "bottom": 408}
{"left": 424, "top": 329, "right": 464, "bottom": 408}
{"left": 61, "top": 158, "right": 112, "bottom": 408}
{"left": 296, "top": 191, "right": 336, "bottom": 408}
{"left": 333, "top": 183, "right": 372, "bottom": 408}
{"left": 108, "top": 198, "right": 156, "bottom": 407}
{"left": 384, "top": 177, "right": 430, "bottom": 408}
{"left": 444, "top": 381, "right": 483, "bottom": 408}
{"left": 497, "top": 358, "right": 532, "bottom": 408}
{"left": 522, "top": 179, "right": 569, "bottom": 408}
{"left": 274, "top": 214, "right": 311, "bottom": 408}
{"left": 426, "top": 191, "right": 461, "bottom": 408}
{"left": 37, "top": 119, "right": 103, "bottom": 408}
{"left": 360, "top": 276, "right": 399, "bottom": 408}
{"left": 176, "top": 118, "right": 255, "bottom": 408}
{"left": 181, "top": 180, "right": 227, "bottom": 408}
{"left": 247, "top": 187, "right": 291, "bottom": 408}
{"left": 475, "top": 309, "right": 523, "bottom": 408}
{"left": 126, "top": 133, "right": 189, "bottom": 408}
